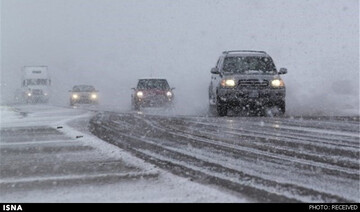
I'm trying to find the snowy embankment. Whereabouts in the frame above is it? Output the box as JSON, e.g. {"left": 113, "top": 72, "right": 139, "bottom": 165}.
{"left": 0, "top": 105, "right": 245, "bottom": 202}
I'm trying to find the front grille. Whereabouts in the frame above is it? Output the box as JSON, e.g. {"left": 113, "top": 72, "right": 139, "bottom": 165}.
{"left": 32, "top": 89, "right": 43, "bottom": 95}
{"left": 238, "top": 79, "right": 269, "bottom": 88}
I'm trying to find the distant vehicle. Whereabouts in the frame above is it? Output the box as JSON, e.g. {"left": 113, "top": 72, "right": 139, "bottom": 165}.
{"left": 131, "top": 78, "right": 175, "bottom": 110}
{"left": 15, "top": 66, "right": 51, "bottom": 104}
{"left": 209, "top": 50, "right": 287, "bottom": 116}
{"left": 69, "top": 85, "right": 99, "bottom": 106}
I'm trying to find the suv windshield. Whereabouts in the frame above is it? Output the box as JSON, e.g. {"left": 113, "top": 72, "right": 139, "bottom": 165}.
{"left": 137, "top": 79, "right": 170, "bottom": 90}
{"left": 223, "top": 56, "right": 277, "bottom": 74}
{"left": 72, "top": 85, "right": 96, "bottom": 92}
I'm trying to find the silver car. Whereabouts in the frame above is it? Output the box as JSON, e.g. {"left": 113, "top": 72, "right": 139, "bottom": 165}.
{"left": 69, "top": 85, "right": 99, "bottom": 106}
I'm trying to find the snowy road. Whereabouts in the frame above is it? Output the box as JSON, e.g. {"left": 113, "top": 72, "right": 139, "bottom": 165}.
{"left": 0, "top": 104, "right": 358, "bottom": 202}
{"left": 0, "top": 105, "right": 245, "bottom": 202}
{"left": 89, "top": 111, "right": 360, "bottom": 202}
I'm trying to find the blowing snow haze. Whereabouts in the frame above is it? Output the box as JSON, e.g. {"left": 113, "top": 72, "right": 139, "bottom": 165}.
{"left": 1, "top": 0, "right": 359, "bottom": 116}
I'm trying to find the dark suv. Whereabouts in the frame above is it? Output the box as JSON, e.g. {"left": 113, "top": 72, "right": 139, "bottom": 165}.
{"left": 209, "top": 50, "right": 287, "bottom": 116}
{"left": 131, "top": 78, "right": 174, "bottom": 110}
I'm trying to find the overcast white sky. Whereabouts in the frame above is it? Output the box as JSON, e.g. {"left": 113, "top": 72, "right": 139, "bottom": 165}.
{"left": 1, "top": 0, "right": 359, "bottom": 115}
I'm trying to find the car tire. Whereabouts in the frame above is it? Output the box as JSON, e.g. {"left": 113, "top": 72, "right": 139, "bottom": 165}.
{"left": 277, "top": 101, "right": 286, "bottom": 115}
{"left": 208, "top": 104, "right": 217, "bottom": 116}
{"left": 216, "top": 95, "right": 228, "bottom": 116}
{"left": 217, "top": 103, "right": 227, "bottom": 116}
{"left": 134, "top": 103, "right": 140, "bottom": 111}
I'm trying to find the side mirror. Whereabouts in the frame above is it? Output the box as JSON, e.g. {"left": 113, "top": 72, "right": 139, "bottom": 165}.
{"left": 171, "top": 87, "right": 175, "bottom": 90}
{"left": 68, "top": 90, "right": 72, "bottom": 92}
{"left": 131, "top": 88, "right": 136, "bottom": 90}
{"left": 211, "top": 67, "right": 220, "bottom": 74}
{"left": 279, "top": 68, "right": 287, "bottom": 75}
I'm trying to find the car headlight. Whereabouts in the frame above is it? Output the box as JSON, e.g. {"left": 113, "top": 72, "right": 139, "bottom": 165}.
{"left": 72, "top": 94, "right": 78, "bottom": 99}
{"left": 221, "top": 79, "right": 236, "bottom": 87}
{"left": 136, "top": 91, "right": 144, "bottom": 98}
{"left": 166, "top": 91, "right": 173, "bottom": 97}
{"left": 271, "top": 79, "right": 285, "bottom": 87}
{"left": 91, "top": 93, "right": 97, "bottom": 99}
{"left": 27, "top": 92, "right": 32, "bottom": 97}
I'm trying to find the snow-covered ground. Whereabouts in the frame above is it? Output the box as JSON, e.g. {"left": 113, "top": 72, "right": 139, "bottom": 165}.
{"left": 0, "top": 105, "right": 247, "bottom": 202}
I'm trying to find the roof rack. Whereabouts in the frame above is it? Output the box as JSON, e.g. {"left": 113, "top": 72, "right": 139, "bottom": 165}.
{"left": 222, "top": 50, "right": 267, "bottom": 55}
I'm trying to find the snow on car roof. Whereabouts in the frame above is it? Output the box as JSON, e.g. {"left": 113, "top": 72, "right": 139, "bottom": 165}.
{"left": 225, "top": 52, "right": 269, "bottom": 57}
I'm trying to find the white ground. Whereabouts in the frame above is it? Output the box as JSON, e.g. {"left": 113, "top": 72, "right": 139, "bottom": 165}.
{"left": 0, "top": 104, "right": 248, "bottom": 202}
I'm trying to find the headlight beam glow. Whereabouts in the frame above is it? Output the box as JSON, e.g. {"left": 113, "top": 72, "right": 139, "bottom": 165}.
{"left": 221, "top": 79, "right": 236, "bottom": 87}
{"left": 136, "top": 91, "right": 144, "bottom": 98}
{"left": 271, "top": 79, "right": 284, "bottom": 87}
{"left": 72, "top": 94, "right": 78, "bottom": 99}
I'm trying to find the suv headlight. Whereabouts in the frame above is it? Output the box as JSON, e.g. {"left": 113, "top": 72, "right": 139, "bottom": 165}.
{"left": 72, "top": 94, "right": 78, "bottom": 99}
{"left": 136, "top": 91, "right": 144, "bottom": 98}
{"left": 271, "top": 79, "right": 285, "bottom": 87}
{"left": 166, "top": 91, "right": 173, "bottom": 97}
{"left": 221, "top": 79, "right": 236, "bottom": 87}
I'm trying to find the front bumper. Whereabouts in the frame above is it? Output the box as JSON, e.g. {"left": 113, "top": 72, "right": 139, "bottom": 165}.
{"left": 71, "top": 98, "right": 98, "bottom": 104}
{"left": 135, "top": 96, "right": 173, "bottom": 107}
{"left": 217, "top": 87, "right": 285, "bottom": 106}
{"left": 25, "top": 95, "right": 49, "bottom": 102}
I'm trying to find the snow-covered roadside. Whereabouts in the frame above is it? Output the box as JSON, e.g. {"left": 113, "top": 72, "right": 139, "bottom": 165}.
{"left": 0, "top": 105, "right": 246, "bottom": 202}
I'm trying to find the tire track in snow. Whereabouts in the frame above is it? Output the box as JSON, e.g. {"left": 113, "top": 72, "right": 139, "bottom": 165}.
{"left": 89, "top": 112, "right": 359, "bottom": 202}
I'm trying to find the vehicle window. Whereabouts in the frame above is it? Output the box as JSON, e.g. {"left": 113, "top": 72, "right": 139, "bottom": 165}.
{"left": 216, "top": 58, "right": 220, "bottom": 68}
{"left": 223, "top": 56, "right": 277, "bottom": 74}
{"left": 137, "top": 79, "right": 170, "bottom": 90}
{"left": 26, "top": 79, "right": 49, "bottom": 86}
{"left": 73, "top": 85, "right": 95, "bottom": 92}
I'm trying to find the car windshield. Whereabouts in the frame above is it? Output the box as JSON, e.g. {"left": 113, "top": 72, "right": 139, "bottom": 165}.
{"left": 72, "top": 85, "right": 96, "bottom": 92}
{"left": 223, "top": 56, "right": 277, "bottom": 74}
{"left": 137, "top": 79, "right": 170, "bottom": 90}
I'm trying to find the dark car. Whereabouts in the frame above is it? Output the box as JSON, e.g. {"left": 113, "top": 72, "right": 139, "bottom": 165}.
{"left": 131, "top": 78, "right": 174, "bottom": 110}
{"left": 209, "top": 50, "right": 287, "bottom": 116}
{"left": 69, "top": 85, "right": 99, "bottom": 106}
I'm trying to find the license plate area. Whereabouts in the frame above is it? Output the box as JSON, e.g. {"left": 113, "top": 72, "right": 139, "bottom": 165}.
{"left": 248, "top": 91, "right": 259, "bottom": 98}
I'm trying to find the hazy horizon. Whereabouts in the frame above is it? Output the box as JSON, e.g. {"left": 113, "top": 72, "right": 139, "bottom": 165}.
{"left": 1, "top": 0, "right": 359, "bottom": 116}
